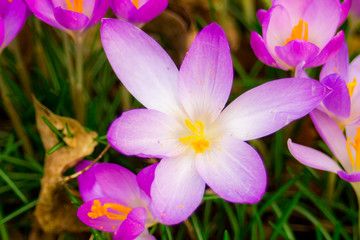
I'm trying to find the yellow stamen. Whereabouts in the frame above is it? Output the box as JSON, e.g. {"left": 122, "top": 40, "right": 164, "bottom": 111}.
{"left": 346, "top": 137, "right": 355, "bottom": 167}
{"left": 87, "top": 200, "right": 132, "bottom": 221}
{"left": 65, "top": 0, "right": 83, "bottom": 13}
{"left": 179, "top": 119, "right": 210, "bottom": 154}
{"left": 285, "top": 19, "right": 309, "bottom": 45}
{"left": 346, "top": 128, "right": 360, "bottom": 170}
{"left": 133, "top": 0, "right": 140, "bottom": 9}
{"left": 347, "top": 77, "right": 357, "bottom": 98}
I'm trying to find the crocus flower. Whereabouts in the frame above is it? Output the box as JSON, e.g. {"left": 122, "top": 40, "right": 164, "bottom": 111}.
{"left": 76, "top": 160, "right": 157, "bottom": 240}
{"left": 288, "top": 109, "right": 360, "bottom": 183}
{"left": 250, "top": 0, "right": 351, "bottom": 70}
{"left": 0, "top": 0, "right": 28, "bottom": 52}
{"left": 102, "top": 19, "right": 329, "bottom": 224}
{"left": 296, "top": 40, "right": 360, "bottom": 127}
{"left": 111, "top": 0, "right": 167, "bottom": 24}
{"left": 350, "top": 0, "right": 360, "bottom": 19}
{"left": 25, "top": 0, "right": 110, "bottom": 32}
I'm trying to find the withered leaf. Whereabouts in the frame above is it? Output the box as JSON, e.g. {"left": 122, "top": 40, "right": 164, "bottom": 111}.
{"left": 33, "top": 97, "right": 98, "bottom": 233}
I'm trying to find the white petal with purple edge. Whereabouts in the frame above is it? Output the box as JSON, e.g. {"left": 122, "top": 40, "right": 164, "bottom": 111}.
{"left": 150, "top": 154, "right": 205, "bottom": 225}
{"left": 101, "top": 19, "right": 181, "bottom": 116}
{"left": 216, "top": 78, "right": 329, "bottom": 141}
{"left": 108, "top": 109, "right": 186, "bottom": 159}
{"left": 178, "top": 23, "right": 233, "bottom": 123}
{"left": 195, "top": 136, "right": 266, "bottom": 203}
{"left": 287, "top": 139, "right": 342, "bottom": 172}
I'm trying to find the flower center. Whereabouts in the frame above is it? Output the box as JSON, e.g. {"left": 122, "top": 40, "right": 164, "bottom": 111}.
{"left": 132, "top": 0, "right": 140, "bottom": 9}
{"left": 179, "top": 119, "right": 210, "bottom": 154}
{"left": 285, "top": 19, "right": 309, "bottom": 45}
{"left": 65, "top": 0, "right": 83, "bottom": 13}
{"left": 87, "top": 200, "right": 132, "bottom": 221}
{"left": 346, "top": 127, "right": 360, "bottom": 171}
{"left": 347, "top": 78, "right": 357, "bottom": 98}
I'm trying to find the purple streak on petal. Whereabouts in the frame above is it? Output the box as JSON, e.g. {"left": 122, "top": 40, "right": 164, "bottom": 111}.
{"left": 94, "top": 163, "right": 143, "bottom": 208}
{"left": 310, "top": 109, "right": 351, "bottom": 171}
{"left": 196, "top": 136, "right": 266, "bottom": 203}
{"left": 77, "top": 198, "right": 123, "bottom": 232}
{"left": 54, "top": 7, "right": 89, "bottom": 31}
{"left": 113, "top": 207, "right": 147, "bottom": 240}
{"left": 107, "top": 109, "right": 185, "bottom": 158}
{"left": 88, "top": 0, "right": 111, "bottom": 27}
{"left": 339, "top": 0, "right": 351, "bottom": 26}
{"left": 287, "top": 139, "right": 342, "bottom": 172}
{"left": 275, "top": 40, "right": 319, "bottom": 67}
{"left": 256, "top": 9, "right": 267, "bottom": 25}
{"left": 305, "top": 31, "right": 345, "bottom": 68}
{"left": 338, "top": 170, "right": 360, "bottom": 182}
{"left": 250, "top": 31, "right": 279, "bottom": 68}
{"left": 320, "top": 40, "right": 348, "bottom": 81}
{"left": 100, "top": 19, "right": 180, "bottom": 116}
{"left": 178, "top": 23, "right": 233, "bottom": 122}
{"left": 217, "top": 78, "right": 330, "bottom": 141}
{"left": 2, "top": 0, "right": 27, "bottom": 48}
{"left": 25, "top": 0, "right": 65, "bottom": 30}
{"left": 150, "top": 155, "right": 205, "bottom": 225}
{"left": 321, "top": 73, "right": 350, "bottom": 118}
{"left": 128, "top": 0, "right": 168, "bottom": 23}
{"left": 137, "top": 163, "right": 158, "bottom": 198}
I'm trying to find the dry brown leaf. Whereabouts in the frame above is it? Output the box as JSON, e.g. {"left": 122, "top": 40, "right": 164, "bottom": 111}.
{"left": 33, "top": 97, "right": 98, "bottom": 233}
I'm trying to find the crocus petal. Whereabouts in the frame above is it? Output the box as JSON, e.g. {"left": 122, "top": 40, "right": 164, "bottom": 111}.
{"left": 54, "top": 7, "right": 89, "bottom": 31}
{"left": 178, "top": 23, "right": 233, "bottom": 122}
{"left": 150, "top": 154, "right": 205, "bottom": 225}
{"left": 196, "top": 136, "right": 266, "bottom": 203}
{"left": 26, "top": 0, "right": 65, "bottom": 30}
{"left": 338, "top": 170, "right": 360, "bottom": 182}
{"left": 128, "top": 0, "right": 168, "bottom": 23}
{"left": 113, "top": 207, "right": 147, "bottom": 240}
{"left": 88, "top": 0, "right": 111, "bottom": 27}
{"left": 2, "top": 0, "right": 27, "bottom": 48}
{"left": 348, "top": 54, "right": 360, "bottom": 107}
{"left": 275, "top": 40, "right": 319, "bottom": 67}
{"left": 77, "top": 160, "right": 105, "bottom": 202}
{"left": 0, "top": 18, "right": 4, "bottom": 48}
{"left": 250, "top": 31, "right": 279, "bottom": 69}
{"left": 107, "top": 109, "right": 185, "bottom": 158}
{"left": 136, "top": 229, "right": 156, "bottom": 240}
{"left": 287, "top": 139, "right": 342, "bottom": 172}
{"left": 256, "top": 9, "right": 267, "bottom": 25}
{"left": 320, "top": 40, "right": 348, "bottom": 81}
{"left": 110, "top": 0, "right": 136, "bottom": 21}
{"left": 310, "top": 109, "right": 351, "bottom": 171}
{"left": 272, "top": 0, "right": 311, "bottom": 24}
{"left": 77, "top": 197, "right": 124, "bottom": 232}
{"left": 91, "top": 163, "right": 143, "bottom": 208}
{"left": 294, "top": 61, "right": 310, "bottom": 78}
{"left": 101, "top": 18, "right": 180, "bottom": 116}
{"left": 137, "top": 163, "right": 158, "bottom": 198}
{"left": 321, "top": 73, "right": 350, "bottom": 118}
{"left": 339, "top": 0, "right": 352, "bottom": 26}
{"left": 217, "top": 78, "right": 330, "bottom": 141}
{"left": 305, "top": 31, "right": 345, "bottom": 68}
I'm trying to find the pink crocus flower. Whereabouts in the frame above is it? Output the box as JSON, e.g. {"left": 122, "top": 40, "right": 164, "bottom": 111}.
{"left": 102, "top": 19, "right": 329, "bottom": 224}
{"left": 288, "top": 109, "right": 360, "bottom": 183}
{"left": 25, "top": 0, "right": 110, "bottom": 32}
{"left": 76, "top": 161, "right": 157, "bottom": 240}
{"left": 0, "top": 0, "right": 28, "bottom": 52}
{"left": 111, "top": 0, "right": 167, "bottom": 24}
{"left": 250, "top": 0, "right": 351, "bottom": 70}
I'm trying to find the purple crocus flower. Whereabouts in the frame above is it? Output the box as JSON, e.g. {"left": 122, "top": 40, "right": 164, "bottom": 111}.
{"left": 76, "top": 161, "right": 157, "bottom": 240}
{"left": 25, "top": 0, "right": 110, "bottom": 32}
{"left": 250, "top": 0, "right": 351, "bottom": 70}
{"left": 288, "top": 109, "right": 360, "bottom": 183}
{"left": 111, "top": 0, "right": 167, "bottom": 24}
{"left": 0, "top": 0, "right": 28, "bottom": 52}
{"left": 102, "top": 19, "right": 329, "bottom": 224}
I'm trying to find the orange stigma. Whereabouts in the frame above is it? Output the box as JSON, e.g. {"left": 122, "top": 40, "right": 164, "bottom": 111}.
{"left": 65, "top": 0, "right": 83, "bottom": 13}
{"left": 87, "top": 200, "right": 132, "bottom": 221}
{"left": 346, "top": 128, "right": 360, "bottom": 171}
{"left": 132, "top": 0, "right": 140, "bottom": 9}
{"left": 347, "top": 78, "right": 357, "bottom": 98}
{"left": 285, "top": 19, "right": 309, "bottom": 45}
{"left": 179, "top": 119, "right": 210, "bottom": 153}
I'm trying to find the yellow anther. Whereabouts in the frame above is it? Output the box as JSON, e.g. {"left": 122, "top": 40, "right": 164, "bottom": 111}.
{"left": 285, "top": 19, "right": 309, "bottom": 45}
{"left": 87, "top": 200, "right": 132, "bottom": 221}
{"left": 347, "top": 78, "right": 357, "bottom": 98}
{"left": 65, "top": 0, "right": 83, "bottom": 13}
{"left": 179, "top": 119, "right": 210, "bottom": 153}
{"left": 346, "top": 128, "right": 360, "bottom": 170}
{"left": 133, "top": 0, "right": 140, "bottom": 9}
